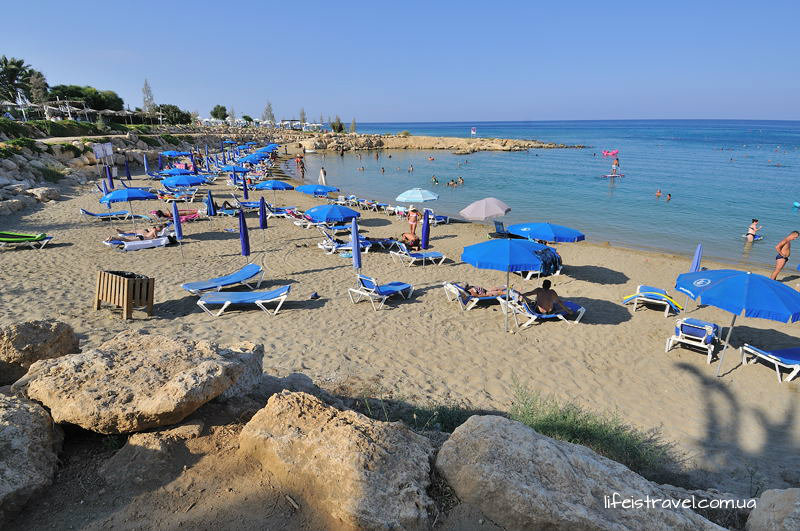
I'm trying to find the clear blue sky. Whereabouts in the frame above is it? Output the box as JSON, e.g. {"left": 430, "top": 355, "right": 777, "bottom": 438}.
{"left": 3, "top": 0, "right": 798, "bottom": 121}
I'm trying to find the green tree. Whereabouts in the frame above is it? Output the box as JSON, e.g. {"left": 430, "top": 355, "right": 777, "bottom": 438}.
{"left": 0, "top": 56, "right": 34, "bottom": 102}
{"left": 349, "top": 118, "right": 357, "bottom": 133}
{"left": 49, "top": 85, "right": 124, "bottom": 110}
{"left": 210, "top": 105, "right": 228, "bottom": 120}
{"left": 28, "top": 71, "right": 48, "bottom": 104}
{"left": 228, "top": 106, "right": 237, "bottom": 122}
{"left": 299, "top": 107, "right": 306, "bottom": 124}
{"left": 142, "top": 79, "right": 155, "bottom": 113}
{"left": 242, "top": 115, "right": 253, "bottom": 123}
{"left": 261, "top": 101, "right": 275, "bottom": 124}
{"left": 331, "top": 115, "right": 345, "bottom": 133}
{"left": 155, "top": 104, "right": 191, "bottom": 124}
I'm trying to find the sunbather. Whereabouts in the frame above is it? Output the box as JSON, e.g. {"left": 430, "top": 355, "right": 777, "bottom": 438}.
{"left": 529, "top": 280, "right": 572, "bottom": 314}
{"left": 463, "top": 284, "right": 506, "bottom": 297}
{"left": 400, "top": 232, "right": 421, "bottom": 251}
{"left": 105, "top": 224, "right": 165, "bottom": 242}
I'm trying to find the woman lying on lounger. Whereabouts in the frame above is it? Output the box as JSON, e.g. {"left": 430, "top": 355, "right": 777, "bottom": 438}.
{"left": 104, "top": 224, "right": 165, "bottom": 242}
{"left": 400, "top": 232, "right": 421, "bottom": 251}
{"left": 463, "top": 284, "right": 506, "bottom": 297}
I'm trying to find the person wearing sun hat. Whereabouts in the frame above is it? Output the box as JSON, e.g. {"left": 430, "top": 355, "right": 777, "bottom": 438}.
{"left": 407, "top": 205, "right": 421, "bottom": 235}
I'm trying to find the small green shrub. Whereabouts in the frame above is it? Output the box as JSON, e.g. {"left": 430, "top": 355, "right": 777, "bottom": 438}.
{"left": 6, "top": 137, "right": 41, "bottom": 152}
{"left": 50, "top": 142, "right": 83, "bottom": 158}
{"left": 398, "top": 130, "right": 411, "bottom": 137}
{"left": 509, "top": 383, "right": 681, "bottom": 483}
{"left": 0, "top": 118, "right": 30, "bottom": 138}
{"left": 126, "top": 124, "right": 152, "bottom": 134}
{"left": 160, "top": 134, "right": 180, "bottom": 145}
{"left": 139, "top": 136, "right": 161, "bottom": 147}
{"left": 29, "top": 119, "right": 99, "bottom": 138}
{"left": 0, "top": 146, "right": 16, "bottom": 159}
{"left": 107, "top": 122, "right": 127, "bottom": 132}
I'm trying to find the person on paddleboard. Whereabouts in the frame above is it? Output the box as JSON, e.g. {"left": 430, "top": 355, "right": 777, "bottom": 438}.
{"left": 611, "top": 157, "right": 620, "bottom": 175}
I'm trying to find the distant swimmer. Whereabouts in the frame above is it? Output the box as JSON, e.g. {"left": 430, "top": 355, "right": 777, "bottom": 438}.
{"left": 457, "top": 176, "right": 464, "bottom": 185}
{"left": 771, "top": 231, "right": 799, "bottom": 280}
{"left": 655, "top": 189, "right": 662, "bottom": 198}
{"left": 611, "top": 157, "right": 620, "bottom": 176}
{"left": 408, "top": 164, "right": 414, "bottom": 172}
{"left": 428, "top": 156, "right": 435, "bottom": 161}
{"left": 431, "top": 175, "right": 439, "bottom": 184}
{"left": 666, "top": 193, "right": 671, "bottom": 201}
{"left": 380, "top": 167, "right": 385, "bottom": 173}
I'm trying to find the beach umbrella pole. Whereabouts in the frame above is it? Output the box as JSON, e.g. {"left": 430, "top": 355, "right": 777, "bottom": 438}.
{"left": 715, "top": 315, "right": 737, "bottom": 377}
{"left": 505, "top": 270, "right": 510, "bottom": 332}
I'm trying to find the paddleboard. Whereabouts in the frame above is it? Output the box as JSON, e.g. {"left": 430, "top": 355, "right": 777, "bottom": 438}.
{"left": 601, "top": 174, "right": 624, "bottom": 178}
{"left": 742, "top": 234, "right": 764, "bottom": 241}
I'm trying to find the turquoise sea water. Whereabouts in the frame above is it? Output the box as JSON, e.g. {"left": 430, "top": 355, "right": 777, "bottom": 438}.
{"left": 298, "top": 120, "right": 800, "bottom": 266}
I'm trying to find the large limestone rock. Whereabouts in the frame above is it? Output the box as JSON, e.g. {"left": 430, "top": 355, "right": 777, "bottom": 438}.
{"left": 0, "top": 320, "right": 79, "bottom": 385}
{"left": 14, "top": 330, "right": 247, "bottom": 434}
{"left": 25, "top": 187, "right": 60, "bottom": 202}
{"left": 239, "top": 391, "right": 435, "bottom": 531}
{"left": 747, "top": 489, "right": 800, "bottom": 531}
{"left": 436, "top": 415, "right": 722, "bottom": 531}
{"left": 0, "top": 394, "right": 62, "bottom": 526}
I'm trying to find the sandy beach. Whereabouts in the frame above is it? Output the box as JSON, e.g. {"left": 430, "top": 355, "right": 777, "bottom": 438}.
{"left": 2, "top": 149, "right": 798, "bottom": 503}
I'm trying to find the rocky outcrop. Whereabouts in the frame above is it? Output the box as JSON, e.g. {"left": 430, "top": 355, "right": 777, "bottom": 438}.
{"left": 24, "top": 186, "right": 59, "bottom": 202}
{"left": 436, "top": 415, "right": 722, "bottom": 531}
{"left": 746, "top": 488, "right": 800, "bottom": 531}
{"left": 239, "top": 391, "right": 435, "bottom": 531}
{"left": 0, "top": 394, "right": 62, "bottom": 526}
{"left": 14, "top": 330, "right": 248, "bottom": 434}
{"left": 0, "top": 320, "right": 79, "bottom": 385}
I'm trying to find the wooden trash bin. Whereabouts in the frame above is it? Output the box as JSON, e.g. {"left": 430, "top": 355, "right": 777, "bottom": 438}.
{"left": 94, "top": 270, "right": 154, "bottom": 320}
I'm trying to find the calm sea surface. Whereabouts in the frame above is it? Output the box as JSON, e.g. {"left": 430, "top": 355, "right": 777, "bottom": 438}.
{"left": 297, "top": 120, "right": 800, "bottom": 266}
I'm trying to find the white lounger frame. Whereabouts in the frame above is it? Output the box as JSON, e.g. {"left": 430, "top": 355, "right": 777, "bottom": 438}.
{"left": 741, "top": 344, "right": 800, "bottom": 383}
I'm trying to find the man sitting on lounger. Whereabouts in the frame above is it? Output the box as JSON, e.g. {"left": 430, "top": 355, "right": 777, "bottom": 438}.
{"left": 530, "top": 280, "right": 572, "bottom": 314}
{"left": 105, "top": 224, "right": 165, "bottom": 242}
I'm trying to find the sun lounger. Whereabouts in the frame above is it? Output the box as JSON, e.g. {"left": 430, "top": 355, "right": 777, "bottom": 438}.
{"left": 80, "top": 208, "right": 141, "bottom": 221}
{"left": 665, "top": 318, "right": 720, "bottom": 362}
{"left": 740, "top": 344, "right": 800, "bottom": 383}
{"left": 0, "top": 232, "right": 53, "bottom": 250}
{"left": 197, "top": 285, "right": 290, "bottom": 316}
{"left": 442, "top": 282, "right": 505, "bottom": 311}
{"left": 317, "top": 229, "right": 372, "bottom": 254}
{"left": 104, "top": 235, "right": 172, "bottom": 252}
{"left": 181, "top": 263, "right": 264, "bottom": 294}
{"left": 348, "top": 274, "right": 413, "bottom": 310}
{"left": 390, "top": 242, "right": 446, "bottom": 266}
{"left": 499, "top": 295, "right": 585, "bottom": 327}
{"left": 623, "top": 285, "right": 682, "bottom": 316}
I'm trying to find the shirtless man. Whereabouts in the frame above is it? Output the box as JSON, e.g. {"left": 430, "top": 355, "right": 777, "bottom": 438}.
{"left": 106, "top": 224, "right": 164, "bottom": 242}
{"left": 771, "top": 231, "right": 799, "bottom": 280}
{"left": 530, "top": 279, "right": 571, "bottom": 314}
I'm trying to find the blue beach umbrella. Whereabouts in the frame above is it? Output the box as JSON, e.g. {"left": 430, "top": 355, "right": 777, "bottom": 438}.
{"left": 506, "top": 223, "right": 585, "bottom": 243}
{"left": 351, "top": 217, "right": 362, "bottom": 271}
{"left": 220, "top": 165, "right": 249, "bottom": 173}
{"left": 242, "top": 177, "right": 249, "bottom": 200}
{"left": 421, "top": 209, "right": 431, "bottom": 249}
{"left": 100, "top": 188, "right": 157, "bottom": 227}
{"left": 221, "top": 149, "right": 227, "bottom": 165}
{"left": 462, "top": 239, "right": 549, "bottom": 331}
{"left": 305, "top": 204, "right": 360, "bottom": 223}
{"left": 259, "top": 197, "right": 268, "bottom": 230}
{"left": 223, "top": 139, "right": 237, "bottom": 144}
{"left": 171, "top": 200, "right": 183, "bottom": 241}
{"left": 159, "top": 168, "right": 193, "bottom": 176}
{"left": 238, "top": 209, "right": 251, "bottom": 257}
{"left": 205, "top": 190, "right": 217, "bottom": 217}
{"left": 143, "top": 154, "right": 150, "bottom": 174}
{"left": 245, "top": 141, "right": 258, "bottom": 146}
{"left": 124, "top": 159, "right": 131, "bottom": 180}
{"left": 162, "top": 174, "right": 207, "bottom": 187}
{"left": 690, "top": 244, "right": 703, "bottom": 273}
{"left": 101, "top": 180, "right": 110, "bottom": 209}
{"left": 205, "top": 154, "right": 211, "bottom": 173}
{"left": 675, "top": 269, "right": 800, "bottom": 376}
{"left": 396, "top": 188, "right": 438, "bottom": 203}
{"left": 254, "top": 179, "right": 294, "bottom": 204}
{"left": 295, "top": 184, "right": 339, "bottom": 196}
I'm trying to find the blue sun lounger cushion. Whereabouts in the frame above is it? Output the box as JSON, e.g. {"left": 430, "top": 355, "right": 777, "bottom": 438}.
{"left": 741, "top": 344, "right": 800, "bottom": 383}
{"left": 515, "top": 299, "right": 586, "bottom": 327}
{"left": 348, "top": 274, "right": 413, "bottom": 311}
{"left": 665, "top": 318, "right": 720, "bottom": 363}
{"left": 181, "top": 263, "right": 264, "bottom": 294}
{"left": 197, "top": 285, "right": 290, "bottom": 317}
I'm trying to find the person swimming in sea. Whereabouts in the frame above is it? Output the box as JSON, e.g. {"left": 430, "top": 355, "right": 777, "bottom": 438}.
{"left": 457, "top": 176, "right": 464, "bottom": 185}
{"left": 666, "top": 193, "right": 671, "bottom": 201}
{"left": 745, "top": 218, "right": 762, "bottom": 242}
{"left": 431, "top": 175, "right": 439, "bottom": 184}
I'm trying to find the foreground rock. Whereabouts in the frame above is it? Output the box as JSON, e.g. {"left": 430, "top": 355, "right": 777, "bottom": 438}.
{"left": 14, "top": 330, "right": 249, "bottom": 434}
{"left": 0, "top": 320, "right": 79, "bottom": 385}
{"left": 0, "top": 395, "right": 62, "bottom": 526}
{"left": 436, "top": 415, "right": 721, "bottom": 531}
{"left": 747, "top": 488, "right": 800, "bottom": 530}
{"left": 239, "top": 391, "right": 434, "bottom": 531}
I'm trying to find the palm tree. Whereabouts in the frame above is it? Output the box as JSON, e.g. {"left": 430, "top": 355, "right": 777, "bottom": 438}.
{"left": 0, "top": 56, "right": 34, "bottom": 103}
